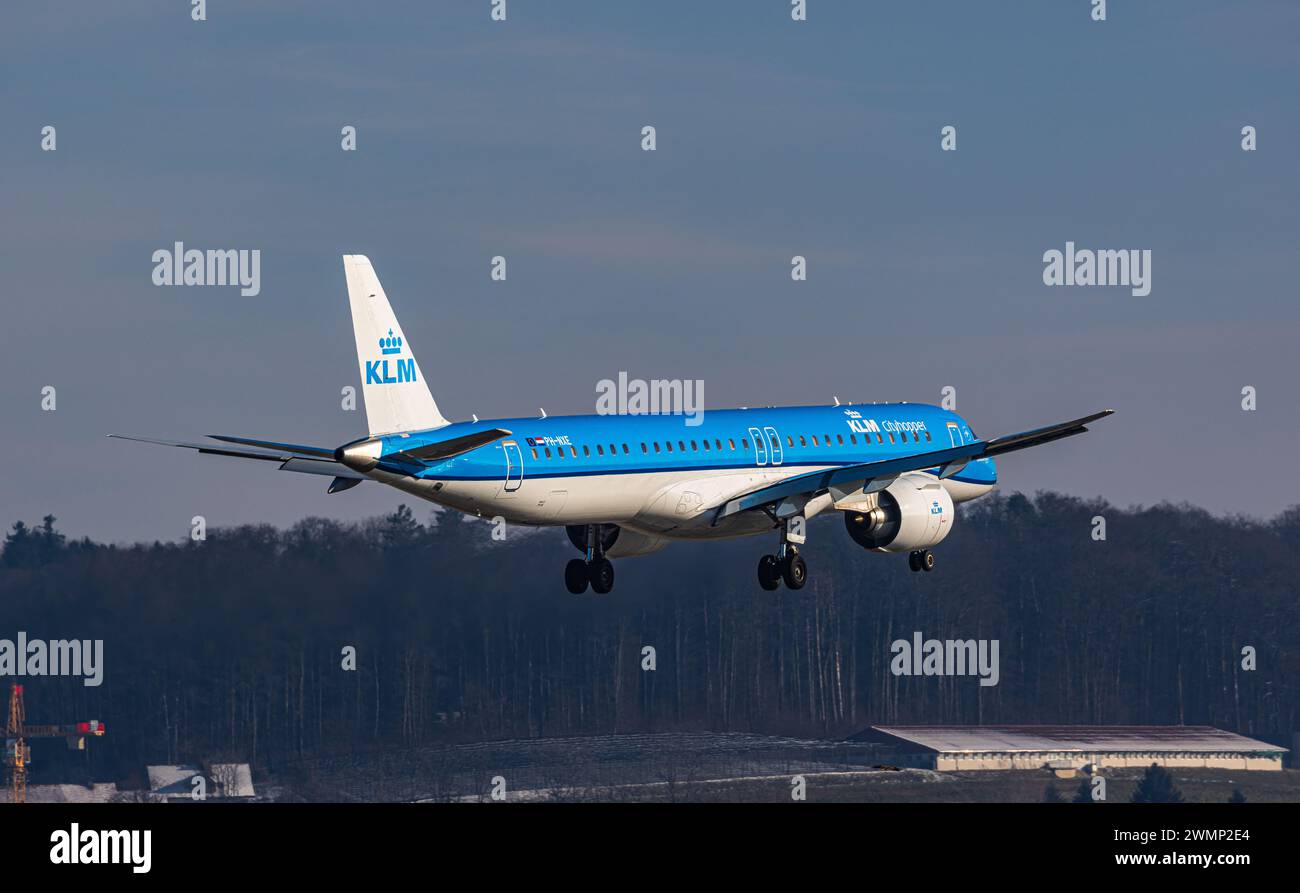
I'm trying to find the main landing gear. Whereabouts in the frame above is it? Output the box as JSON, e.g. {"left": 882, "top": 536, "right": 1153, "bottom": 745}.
{"left": 757, "top": 549, "right": 806, "bottom": 590}
{"left": 908, "top": 549, "right": 936, "bottom": 573}
{"left": 565, "top": 525, "right": 616, "bottom": 594}
{"left": 565, "top": 557, "right": 614, "bottom": 594}
{"left": 757, "top": 514, "right": 808, "bottom": 591}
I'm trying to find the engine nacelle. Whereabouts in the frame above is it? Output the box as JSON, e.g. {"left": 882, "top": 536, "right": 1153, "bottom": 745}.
{"left": 842, "top": 474, "right": 954, "bottom": 553}
{"left": 565, "top": 524, "right": 669, "bottom": 558}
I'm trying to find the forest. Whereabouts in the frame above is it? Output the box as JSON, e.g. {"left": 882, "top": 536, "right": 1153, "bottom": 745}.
{"left": 2, "top": 491, "right": 1297, "bottom": 784}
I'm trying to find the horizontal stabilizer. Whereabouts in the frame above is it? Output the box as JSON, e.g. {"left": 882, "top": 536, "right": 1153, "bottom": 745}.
{"left": 279, "top": 458, "right": 365, "bottom": 479}
{"left": 108, "top": 434, "right": 365, "bottom": 482}
{"left": 208, "top": 434, "right": 336, "bottom": 459}
{"left": 109, "top": 434, "right": 301, "bottom": 462}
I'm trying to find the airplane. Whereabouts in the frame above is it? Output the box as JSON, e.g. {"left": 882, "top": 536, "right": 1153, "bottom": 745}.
{"left": 112, "top": 255, "right": 1113, "bottom": 594}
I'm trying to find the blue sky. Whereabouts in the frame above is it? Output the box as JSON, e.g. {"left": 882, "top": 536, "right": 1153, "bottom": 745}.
{"left": 2, "top": 1, "right": 1297, "bottom": 541}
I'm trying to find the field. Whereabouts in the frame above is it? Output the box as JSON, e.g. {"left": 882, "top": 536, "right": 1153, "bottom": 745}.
{"left": 279, "top": 732, "right": 1300, "bottom": 803}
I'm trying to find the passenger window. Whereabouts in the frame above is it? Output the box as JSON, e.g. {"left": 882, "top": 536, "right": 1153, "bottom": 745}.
{"left": 924, "top": 431, "right": 932, "bottom": 442}
{"left": 703, "top": 440, "right": 710, "bottom": 451}
{"left": 799, "top": 435, "right": 807, "bottom": 447}
{"left": 850, "top": 435, "right": 857, "bottom": 445}
{"left": 545, "top": 447, "right": 552, "bottom": 458}
{"left": 787, "top": 436, "right": 794, "bottom": 447}
{"left": 728, "top": 439, "right": 735, "bottom": 450}
{"left": 531, "top": 448, "right": 539, "bottom": 459}
{"left": 622, "top": 444, "right": 629, "bottom": 454}
{"left": 596, "top": 445, "right": 604, "bottom": 456}
{"left": 583, "top": 445, "right": 590, "bottom": 457}
{"left": 666, "top": 442, "right": 673, "bottom": 453}
{"left": 641, "top": 443, "right": 648, "bottom": 453}
{"left": 888, "top": 433, "right": 895, "bottom": 444}
{"left": 715, "top": 439, "right": 722, "bottom": 450}
{"left": 875, "top": 433, "right": 883, "bottom": 444}
{"left": 741, "top": 438, "right": 749, "bottom": 449}
{"left": 654, "top": 442, "right": 661, "bottom": 453}
{"left": 678, "top": 440, "right": 686, "bottom": 452}
{"left": 837, "top": 434, "right": 844, "bottom": 445}
{"left": 691, "top": 440, "right": 698, "bottom": 451}
{"left": 824, "top": 434, "right": 832, "bottom": 445}
{"left": 570, "top": 446, "right": 578, "bottom": 457}
{"left": 812, "top": 436, "right": 819, "bottom": 446}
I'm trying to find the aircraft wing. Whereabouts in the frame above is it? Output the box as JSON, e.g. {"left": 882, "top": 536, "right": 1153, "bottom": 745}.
{"left": 107, "top": 434, "right": 367, "bottom": 484}
{"left": 711, "top": 409, "right": 1113, "bottom": 523}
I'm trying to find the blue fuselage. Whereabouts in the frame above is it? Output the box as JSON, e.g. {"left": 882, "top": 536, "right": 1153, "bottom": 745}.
{"left": 374, "top": 402, "right": 997, "bottom": 490}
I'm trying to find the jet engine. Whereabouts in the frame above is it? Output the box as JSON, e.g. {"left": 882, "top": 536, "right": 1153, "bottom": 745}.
{"left": 842, "top": 474, "right": 954, "bottom": 553}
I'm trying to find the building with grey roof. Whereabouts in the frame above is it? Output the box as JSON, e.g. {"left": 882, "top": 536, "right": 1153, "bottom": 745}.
{"left": 851, "top": 725, "right": 1287, "bottom": 772}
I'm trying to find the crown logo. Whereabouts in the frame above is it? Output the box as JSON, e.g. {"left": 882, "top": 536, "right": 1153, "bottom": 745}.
{"left": 379, "top": 328, "right": 402, "bottom": 355}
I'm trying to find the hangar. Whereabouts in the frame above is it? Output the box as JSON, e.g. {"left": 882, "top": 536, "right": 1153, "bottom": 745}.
{"left": 851, "top": 725, "right": 1287, "bottom": 772}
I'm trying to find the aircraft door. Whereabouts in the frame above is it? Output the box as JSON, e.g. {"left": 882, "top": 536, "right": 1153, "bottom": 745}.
{"left": 500, "top": 441, "right": 523, "bottom": 494}
{"left": 763, "top": 426, "right": 783, "bottom": 465}
{"left": 747, "top": 427, "right": 768, "bottom": 466}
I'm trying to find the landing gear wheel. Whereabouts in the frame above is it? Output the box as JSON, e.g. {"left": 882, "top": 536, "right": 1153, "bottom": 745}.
{"left": 919, "top": 550, "right": 935, "bottom": 572}
{"left": 908, "top": 551, "right": 921, "bottom": 573}
{"left": 589, "top": 557, "right": 615, "bottom": 594}
{"left": 782, "top": 553, "right": 807, "bottom": 590}
{"left": 757, "top": 555, "right": 781, "bottom": 591}
{"left": 564, "top": 558, "right": 589, "bottom": 594}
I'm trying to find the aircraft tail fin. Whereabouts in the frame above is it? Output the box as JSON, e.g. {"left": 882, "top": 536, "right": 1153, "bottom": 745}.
{"left": 343, "top": 255, "right": 449, "bottom": 435}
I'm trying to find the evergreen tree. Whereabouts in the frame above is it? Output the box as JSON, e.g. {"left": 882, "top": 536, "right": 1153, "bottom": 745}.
{"left": 1, "top": 520, "right": 31, "bottom": 567}
{"left": 377, "top": 504, "right": 421, "bottom": 549}
{"left": 1130, "top": 764, "right": 1184, "bottom": 803}
{"left": 1042, "top": 783, "right": 1065, "bottom": 803}
{"left": 1, "top": 516, "right": 64, "bottom": 567}
{"left": 38, "top": 514, "right": 66, "bottom": 553}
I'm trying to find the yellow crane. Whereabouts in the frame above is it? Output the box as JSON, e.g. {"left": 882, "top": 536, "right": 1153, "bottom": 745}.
{"left": 4, "top": 684, "right": 106, "bottom": 804}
